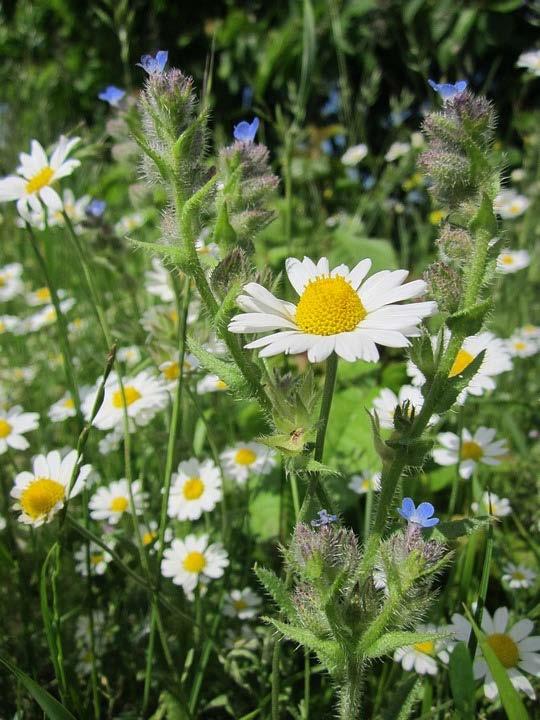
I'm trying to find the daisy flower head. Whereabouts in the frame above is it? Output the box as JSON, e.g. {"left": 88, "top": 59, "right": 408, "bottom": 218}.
{"left": 516, "top": 49, "right": 540, "bottom": 76}
{"left": 494, "top": 190, "right": 529, "bottom": 220}
{"left": 139, "top": 521, "right": 173, "bottom": 552}
{"left": 89, "top": 479, "right": 147, "bottom": 524}
{"left": 385, "top": 142, "right": 411, "bottom": 162}
{"left": 497, "top": 249, "right": 531, "bottom": 274}
{"left": 196, "top": 374, "right": 229, "bottom": 394}
{"left": 433, "top": 427, "right": 508, "bottom": 480}
{"left": 450, "top": 607, "right": 539, "bottom": 700}
{"left": 394, "top": 623, "right": 450, "bottom": 675}
{"left": 0, "top": 136, "right": 80, "bottom": 217}
{"left": 11, "top": 449, "right": 92, "bottom": 527}
{"left": 116, "top": 345, "right": 142, "bottom": 367}
{"left": 145, "top": 258, "right": 175, "bottom": 302}
{"left": 341, "top": 143, "right": 368, "bottom": 166}
{"left": 0, "top": 315, "right": 19, "bottom": 335}
{"left": 161, "top": 534, "right": 229, "bottom": 597}
{"left": 228, "top": 257, "right": 436, "bottom": 364}
{"left": 83, "top": 370, "right": 169, "bottom": 431}
{"left": 398, "top": 498, "right": 439, "bottom": 528}
{"left": 25, "top": 298, "right": 75, "bottom": 332}
{"left": 159, "top": 352, "right": 199, "bottom": 388}
{"left": 48, "top": 393, "right": 78, "bottom": 422}
{"left": 26, "top": 286, "right": 61, "bottom": 306}
{"left": 167, "top": 458, "right": 222, "bottom": 521}
{"left": 0, "top": 405, "right": 39, "bottom": 454}
{"left": 505, "top": 332, "right": 538, "bottom": 358}
{"left": 472, "top": 491, "right": 511, "bottom": 518}
{"left": 74, "top": 540, "right": 114, "bottom": 576}
{"left": 114, "top": 212, "right": 146, "bottom": 236}
{"left": 502, "top": 563, "right": 537, "bottom": 590}
{"left": 0, "top": 262, "right": 23, "bottom": 301}
{"left": 223, "top": 587, "right": 262, "bottom": 620}
{"left": 224, "top": 624, "right": 260, "bottom": 651}
{"left": 348, "top": 471, "right": 381, "bottom": 495}
{"left": 220, "top": 442, "right": 276, "bottom": 485}
{"left": 373, "top": 385, "right": 438, "bottom": 429}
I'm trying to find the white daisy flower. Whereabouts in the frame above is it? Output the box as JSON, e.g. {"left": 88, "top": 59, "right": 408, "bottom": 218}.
{"left": 0, "top": 315, "right": 19, "bottom": 334}
{"left": 0, "top": 405, "right": 39, "bottom": 454}
{"left": 494, "top": 190, "right": 530, "bottom": 219}
{"left": 114, "top": 211, "right": 146, "bottom": 236}
{"left": 161, "top": 534, "right": 229, "bottom": 597}
{"left": 167, "top": 458, "right": 222, "bottom": 521}
{"left": 385, "top": 142, "right": 410, "bottom": 162}
{"left": 48, "top": 393, "right": 78, "bottom": 422}
{"left": 471, "top": 491, "right": 511, "bottom": 518}
{"left": 0, "top": 262, "right": 23, "bottom": 301}
{"left": 195, "top": 232, "right": 220, "bottom": 260}
{"left": 408, "top": 331, "right": 512, "bottom": 404}
{"left": 26, "top": 286, "right": 67, "bottom": 307}
{"left": 145, "top": 258, "right": 175, "bottom": 302}
{"left": 393, "top": 623, "right": 450, "bottom": 676}
{"left": 139, "top": 521, "right": 173, "bottom": 552}
{"left": 203, "top": 333, "right": 228, "bottom": 355}
{"left": 11, "top": 449, "right": 91, "bottom": 527}
{"left": 159, "top": 353, "right": 199, "bottom": 388}
{"left": 68, "top": 317, "right": 89, "bottom": 335}
{"left": 83, "top": 370, "right": 169, "bottom": 431}
{"left": 223, "top": 587, "right": 262, "bottom": 619}
{"left": 497, "top": 249, "right": 531, "bottom": 274}
{"left": 89, "top": 478, "right": 147, "bottom": 524}
{"left": 373, "top": 385, "right": 438, "bottom": 429}
{"left": 196, "top": 374, "right": 229, "bottom": 394}
{"left": 25, "top": 298, "right": 75, "bottom": 332}
{"left": 74, "top": 540, "right": 115, "bottom": 576}
{"left": 224, "top": 624, "right": 259, "bottom": 650}
{"left": 140, "top": 301, "right": 200, "bottom": 334}
{"left": 75, "top": 611, "right": 106, "bottom": 675}
{"left": 8, "top": 366, "right": 36, "bottom": 383}
{"left": 220, "top": 442, "right": 277, "bottom": 485}
{"left": 520, "top": 324, "right": 540, "bottom": 341}
{"left": 228, "top": 256, "right": 436, "bottom": 363}
{"left": 505, "top": 332, "right": 538, "bottom": 358}
{"left": 0, "top": 136, "right": 80, "bottom": 217}
{"left": 502, "top": 563, "right": 537, "bottom": 590}
{"left": 517, "top": 49, "right": 540, "bottom": 76}
{"left": 450, "top": 607, "right": 540, "bottom": 700}
{"left": 97, "top": 428, "right": 123, "bottom": 456}
{"left": 341, "top": 144, "right": 368, "bottom": 166}
{"left": 348, "top": 471, "right": 381, "bottom": 495}
{"left": 433, "top": 426, "right": 508, "bottom": 480}
{"left": 117, "top": 345, "right": 142, "bottom": 367}
{"left": 48, "top": 188, "right": 90, "bottom": 231}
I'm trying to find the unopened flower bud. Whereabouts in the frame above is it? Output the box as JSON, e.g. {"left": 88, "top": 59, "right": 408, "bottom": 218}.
{"left": 424, "top": 261, "right": 462, "bottom": 314}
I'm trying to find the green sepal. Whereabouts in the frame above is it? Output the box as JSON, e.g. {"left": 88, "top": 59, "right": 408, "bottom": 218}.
{"left": 187, "top": 336, "right": 250, "bottom": 398}
{"left": 129, "top": 238, "right": 190, "bottom": 271}
{"left": 385, "top": 436, "right": 434, "bottom": 469}
{"left": 469, "top": 192, "right": 498, "bottom": 237}
{"left": 363, "top": 629, "right": 450, "bottom": 660}
{"left": 425, "top": 515, "right": 491, "bottom": 542}
{"left": 368, "top": 410, "right": 395, "bottom": 463}
{"left": 431, "top": 349, "right": 485, "bottom": 414}
{"left": 254, "top": 565, "right": 297, "bottom": 617}
{"left": 408, "top": 331, "right": 436, "bottom": 382}
{"left": 446, "top": 298, "right": 492, "bottom": 336}
{"left": 265, "top": 617, "right": 341, "bottom": 673}
{"left": 180, "top": 174, "right": 218, "bottom": 240}
{"left": 257, "top": 429, "right": 315, "bottom": 456}
{"left": 212, "top": 201, "right": 238, "bottom": 251}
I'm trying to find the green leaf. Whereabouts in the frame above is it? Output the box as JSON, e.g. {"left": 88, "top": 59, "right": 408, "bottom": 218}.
{"left": 446, "top": 298, "right": 492, "bottom": 336}
{"left": 187, "top": 335, "right": 250, "bottom": 397}
{"left": 266, "top": 618, "right": 341, "bottom": 671}
{"left": 0, "top": 654, "right": 76, "bottom": 720}
{"left": 248, "top": 492, "right": 281, "bottom": 541}
{"left": 254, "top": 565, "right": 296, "bottom": 617}
{"left": 385, "top": 437, "right": 433, "bottom": 469}
{"left": 129, "top": 238, "right": 189, "bottom": 269}
{"left": 425, "top": 516, "right": 491, "bottom": 541}
{"left": 363, "top": 630, "right": 450, "bottom": 660}
{"left": 381, "top": 676, "right": 422, "bottom": 720}
{"left": 463, "top": 608, "right": 529, "bottom": 720}
{"left": 449, "top": 642, "right": 475, "bottom": 719}
{"left": 432, "top": 350, "right": 486, "bottom": 414}
{"left": 469, "top": 193, "right": 498, "bottom": 237}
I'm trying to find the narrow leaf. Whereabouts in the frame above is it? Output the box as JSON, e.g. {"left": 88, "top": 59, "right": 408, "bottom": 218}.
{"left": 364, "top": 630, "right": 450, "bottom": 660}
{"left": 449, "top": 642, "right": 475, "bottom": 719}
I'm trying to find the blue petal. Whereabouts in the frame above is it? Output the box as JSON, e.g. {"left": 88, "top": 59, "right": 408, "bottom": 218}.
{"left": 156, "top": 50, "right": 168, "bottom": 71}
{"left": 427, "top": 79, "right": 439, "bottom": 92}
{"left": 455, "top": 80, "right": 468, "bottom": 92}
{"left": 416, "top": 502, "right": 435, "bottom": 520}
{"left": 399, "top": 497, "right": 415, "bottom": 519}
{"left": 422, "top": 517, "right": 440, "bottom": 527}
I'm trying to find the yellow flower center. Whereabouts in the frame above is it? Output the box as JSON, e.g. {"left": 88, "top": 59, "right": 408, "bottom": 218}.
{"left": 110, "top": 496, "right": 129, "bottom": 513}
{"left": 61, "top": 398, "right": 74, "bottom": 410}
{"left": 449, "top": 348, "right": 475, "bottom": 378}
{"left": 487, "top": 633, "right": 519, "bottom": 668}
{"left": 414, "top": 640, "right": 435, "bottom": 655}
{"left": 0, "top": 321, "right": 5, "bottom": 333}
{"left": 0, "top": 419, "right": 12, "bottom": 438}
{"left": 233, "top": 599, "right": 248, "bottom": 611}
{"left": 20, "top": 478, "right": 65, "bottom": 519}
{"left": 90, "top": 553, "right": 104, "bottom": 566}
{"left": 0, "top": 276, "right": 5, "bottom": 287}
{"left": 511, "top": 570, "right": 525, "bottom": 581}
{"left": 163, "top": 361, "right": 180, "bottom": 380}
{"left": 183, "top": 551, "right": 206, "bottom": 573}
{"left": 215, "top": 379, "right": 228, "bottom": 390}
{"left": 501, "top": 254, "right": 514, "bottom": 265}
{"left": 26, "top": 166, "right": 54, "bottom": 194}
{"left": 429, "top": 210, "right": 445, "bottom": 225}
{"left": 112, "top": 385, "right": 141, "bottom": 408}
{"left": 514, "top": 341, "right": 526, "bottom": 351}
{"left": 142, "top": 531, "right": 157, "bottom": 546}
{"left": 183, "top": 477, "right": 205, "bottom": 500}
{"left": 460, "top": 441, "right": 483, "bottom": 461}
{"left": 509, "top": 203, "right": 522, "bottom": 215}
{"left": 295, "top": 276, "right": 366, "bottom": 336}
{"left": 235, "top": 448, "right": 257, "bottom": 466}
{"left": 35, "top": 287, "right": 51, "bottom": 302}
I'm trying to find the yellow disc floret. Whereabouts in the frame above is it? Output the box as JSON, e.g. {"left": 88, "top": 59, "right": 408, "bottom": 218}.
{"left": 414, "top": 640, "right": 435, "bottom": 655}
{"left": 20, "top": 478, "right": 65, "bottom": 520}
{"left": 183, "top": 477, "right": 205, "bottom": 500}
{"left": 487, "top": 633, "right": 519, "bottom": 668}
{"left": 163, "top": 362, "right": 180, "bottom": 380}
{"left": 26, "top": 166, "right": 54, "bottom": 194}
{"left": 449, "top": 348, "right": 475, "bottom": 378}
{"left": 460, "top": 441, "right": 483, "bottom": 461}
{"left": 0, "top": 419, "right": 12, "bottom": 438}
{"left": 183, "top": 551, "right": 206, "bottom": 573}
{"left": 295, "top": 276, "right": 366, "bottom": 336}
{"left": 112, "top": 385, "right": 142, "bottom": 408}
{"left": 235, "top": 448, "right": 257, "bottom": 466}
{"left": 110, "top": 496, "right": 129, "bottom": 513}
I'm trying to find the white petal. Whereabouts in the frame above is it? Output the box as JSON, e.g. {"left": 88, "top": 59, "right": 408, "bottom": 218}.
{"left": 509, "top": 619, "right": 534, "bottom": 642}
{"left": 346, "top": 259, "right": 372, "bottom": 289}
{"left": 493, "top": 607, "right": 509, "bottom": 633}
{"left": 39, "top": 186, "right": 62, "bottom": 210}
{"left": 0, "top": 176, "right": 26, "bottom": 201}
{"left": 285, "top": 257, "right": 317, "bottom": 295}
{"left": 306, "top": 336, "right": 335, "bottom": 363}
{"left": 228, "top": 312, "right": 297, "bottom": 332}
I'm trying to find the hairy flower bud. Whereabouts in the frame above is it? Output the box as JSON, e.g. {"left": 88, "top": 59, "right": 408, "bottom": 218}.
{"left": 424, "top": 261, "right": 462, "bottom": 314}
{"left": 436, "top": 226, "right": 474, "bottom": 267}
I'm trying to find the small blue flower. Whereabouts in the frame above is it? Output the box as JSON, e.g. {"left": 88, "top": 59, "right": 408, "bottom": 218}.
{"left": 311, "top": 509, "right": 338, "bottom": 528}
{"left": 428, "top": 79, "right": 468, "bottom": 102}
{"left": 86, "top": 199, "right": 106, "bottom": 218}
{"left": 137, "top": 50, "right": 168, "bottom": 75}
{"left": 241, "top": 86, "right": 254, "bottom": 110}
{"left": 233, "top": 117, "right": 260, "bottom": 143}
{"left": 398, "top": 498, "right": 439, "bottom": 527}
{"left": 98, "top": 86, "right": 126, "bottom": 107}
{"left": 321, "top": 88, "right": 340, "bottom": 117}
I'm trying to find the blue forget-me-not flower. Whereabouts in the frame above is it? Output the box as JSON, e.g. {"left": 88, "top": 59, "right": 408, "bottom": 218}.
{"left": 311, "top": 509, "right": 338, "bottom": 527}
{"left": 398, "top": 498, "right": 439, "bottom": 527}
{"left": 428, "top": 79, "right": 467, "bottom": 102}
{"left": 86, "top": 199, "right": 107, "bottom": 218}
{"left": 137, "top": 50, "right": 168, "bottom": 75}
{"left": 98, "top": 86, "right": 126, "bottom": 107}
{"left": 233, "top": 117, "right": 260, "bottom": 143}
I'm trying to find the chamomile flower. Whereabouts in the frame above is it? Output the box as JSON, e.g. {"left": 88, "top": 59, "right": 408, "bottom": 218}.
{"left": 341, "top": 144, "right": 368, "bottom": 166}
{"left": 26, "top": 286, "right": 64, "bottom": 306}
{"left": 0, "top": 136, "right": 80, "bottom": 217}
{"left": 117, "top": 345, "right": 142, "bottom": 367}
{"left": 161, "top": 534, "right": 229, "bottom": 597}
{"left": 48, "top": 393, "right": 78, "bottom": 422}
{"left": 197, "top": 374, "right": 229, "bottom": 394}
{"left": 520, "top": 324, "right": 540, "bottom": 341}
{"left": 385, "top": 142, "right": 410, "bottom": 162}
{"left": 494, "top": 191, "right": 529, "bottom": 219}
{"left": 407, "top": 331, "right": 512, "bottom": 404}
{"left": 433, "top": 427, "right": 508, "bottom": 480}
{"left": 0, "top": 262, "right": 23, "bottom": 301}
{"left": 517, "top": 49, "right": 540, "bottom": 76}
{"left": 159, "top": 353, "right": 199, "bottom": 388}
{"left": 220, "top": 442, "right": 276, "bottom": 485}
{"left": 25, "top": 298, "right": 75, "bottom": 332}
{"left": 471, "top": 492, "right": 511, "bottom": 518}
{"left": 75, "top": 612, "right": 106, "bottom": 675}
{"left": 0, "top": 405, "right": 39, "bottom": 454}
{"left": 114, "top": 212, "right": 146, "bottom": 236}
{"left": 373, "top": 385, "right": 438, "bottom": 429}
{"left": 224, "top": 624, "right": 259, "bottom": 650}
{"left": 449, "top": 607, "right": 540, "bottom": 700}
{"left": 348, "top": 471, "right": 381, "bottom": 495}
{"left": 139, "top": 521, "right": 173, "bottom": 552}
{"left": 11, "top": 449, "right": 91, "bottom": 527}
{"left": 505, "top": 332, "right": 538, "bottom": 358}
{"left": 83, "top": 370, "right": 169, "bottom": 431}
{"left": 497, "top": 249, "right": 531, "bottom": 274}
{"left": 223, "top": 587, "right": 262, "bottom": 620}
{"left": 228, "top": 256, "right": 436, "bottom": 363}
{"left": 89, "top": 479, "right": 147, "bottom": 524}
{"left": 74, "top": 540, "right": 114, "bottom": 576}
{"left": 394, "top": 623, "right": 450, "bottom": 675}
{"left": 502, "top": 563, "right": 537, "bottom": 590}
{"left": 145, "top": 258, "right": 175, "bottom": 302}
{"left": 0, "top": 315, "right": 18, "bottom": 334}
{"left": 47, "top": 188, "right": 90, "bottom": 231}
{"left": 167, "top": 458, "right": 222, "bottom": 521}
